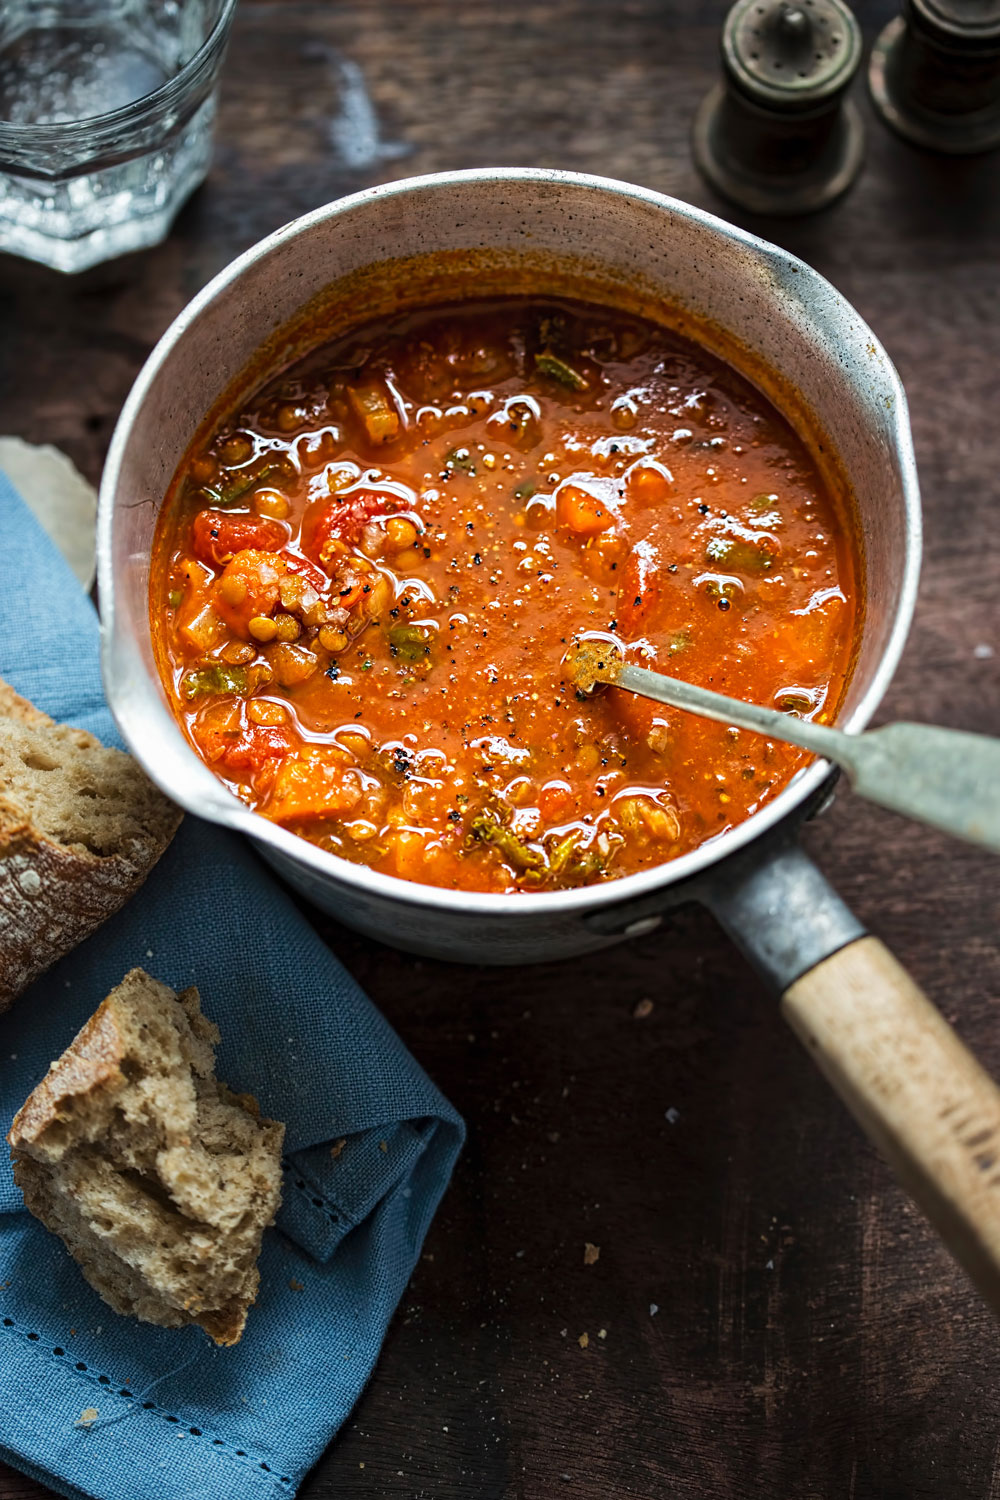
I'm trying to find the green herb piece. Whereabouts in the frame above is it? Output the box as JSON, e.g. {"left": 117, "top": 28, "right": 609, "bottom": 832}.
{"left": 387, "top": 623, "right": 435, "bottom": 666}
{"left": 705, "top": 536, "right": 774, "bottom": 574}
{"left": 444, "top": 446, "right": 476, "bottom": 473}
{"left": 180, "top": 664, "right": 248, "bottom": 700}
{"left": 466, "top": 808, "right": 545, "bottom": 872}
{"left": 750, "top": 492, "right": 779, "bottom": 513}
{"left": 534, "top": 351, "right": 589, "bottom": 391}
{"left": 360, "top": 657, "right": 373, "bottom": 671}
{"left": 200, "top": 461, "right": 289, "bottom": 508}
{"left": 546, "top": 831, "right": 583, "bottom": 875}
{"left": 667, "top": 630, "right": 690, "bottom": 655}
{"left": 168, "top": 589, "right": 183, "bottom": 609}
{"left": 513, "top": 481, "right": 537, "bottom": 502}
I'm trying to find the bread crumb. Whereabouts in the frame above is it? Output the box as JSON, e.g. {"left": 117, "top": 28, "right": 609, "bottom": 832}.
{"left": 633, "top": 998, "right": 654, "bottom": 1019}
{"left": 578, "top": 1332, "right": 589, "bottom": 1349}
{"left": 76, "top": 1408, "right": 99, "bottom": 1429}
{"left": 665, "top": 1107, "right": 680, "bottom": 1124}
{"left": 649, "top": 1303, "right": 659, "bottom": 1316}
{"left": 329, "top": 1138, "right": 347, "bottom": 1159}
{"left": 583, "top": 1242, "right": 600, "bottom": 1266}
{"left": 379, "top": 1140, "right": 388, "bottom": 1153}
{"left": 598, "top": 1328, "right": 607, "bottom": 1339}
{"left": 289, "top": 1279, "right": 304, "bottom": 1291}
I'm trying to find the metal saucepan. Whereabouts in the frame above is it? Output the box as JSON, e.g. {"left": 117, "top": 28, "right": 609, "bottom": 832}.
{"left": 98, "top": 169, "right": 1000, "bottom": 1308}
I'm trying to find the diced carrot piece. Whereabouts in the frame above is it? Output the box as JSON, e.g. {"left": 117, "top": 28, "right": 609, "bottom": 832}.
{"left": 556, "top": 483, "right": 615, "bottom": 537}
{"left": 347, "top": 380, "right": 400, "bottom": 444}
{"left": 265, "top": 754, "right": 362, "bottom": 823}
{"left": 192, "top": 509, "right": 286, "bottom": 567}
{"left": 627, "top": 462, "right": 674, "bottom": 507}
{"left": 390, "top": 828, "right": 432, "bottom": 881}
{"left": 214, "top": 549, "right": 288, "bottom": 637}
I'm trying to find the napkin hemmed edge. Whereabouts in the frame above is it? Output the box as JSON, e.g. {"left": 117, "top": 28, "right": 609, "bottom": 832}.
{"left": 0, "top": 1321, "right": 292, "bottom": 1500}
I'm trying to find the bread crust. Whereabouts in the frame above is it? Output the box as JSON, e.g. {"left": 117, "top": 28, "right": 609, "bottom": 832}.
{"left": 0, "top": 680, "right": 182, "bottom": 1009}
{"left": 8, "top": 969, "right": 284, "bottom": 1346}
{"left": 8, "top": 996, "right": 124, "bottom": 1149}
{"left": 0, "top": 681, "right": 53, "bottom": 727}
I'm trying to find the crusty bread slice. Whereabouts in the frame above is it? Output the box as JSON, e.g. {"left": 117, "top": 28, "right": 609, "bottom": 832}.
{"left": 8, "top": 968, "right": 285, "bottom": 1345}
{"left": 0, "top": 678, "right": 182, "bottom": 1009}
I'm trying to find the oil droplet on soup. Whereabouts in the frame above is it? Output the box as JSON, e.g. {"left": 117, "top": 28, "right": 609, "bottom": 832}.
{"left": 151, "top": 298, "right": 858, "bottom": 893}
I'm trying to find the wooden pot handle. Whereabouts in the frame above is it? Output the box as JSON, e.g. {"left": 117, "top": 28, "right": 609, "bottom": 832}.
{"left": 783, "top": 935, "right": 1000, "bottom": 1312}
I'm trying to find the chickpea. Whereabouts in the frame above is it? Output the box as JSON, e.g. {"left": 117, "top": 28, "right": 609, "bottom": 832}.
{"left": 274, "top": 612, "right": 302, "bottom": 643}
{"left": 266, "top": 643, "right": 318, "bottom": 687}
{"left": 339, "top": 730, "right": 370, "bottom": 758}
{"left": 248, "top": 615, "right": 278, "bottom": 642}
{"left": 220, "top": 640, "right": 256, "bottom": 666}
{"left": 301, "top": 596, "right": 329, "bottom": 627}
{"left": 276, "top": 402, "right": 304, "bottom": 433}
{"left": 385, "top": 516, "right": 419, "bottom": 552}
{"left": 247, "top": 699, "right": 288, "bottom": 726}
{"left": 218, "top": 573, "right": 248, "bottom": 607}
{"left": 218, "top": 433, "right": 253, "bottom": 465}
{"left": 278, "top": 575, "right": 307, "bottom": 611}
{"left": 319, "top": 625, "right": 348, "bottom": 653}
{"left": 344, "top": 819, "right": 379, "bottom": 842}
{"left": 255, "top": 489, "right": 291, "bottom": 520}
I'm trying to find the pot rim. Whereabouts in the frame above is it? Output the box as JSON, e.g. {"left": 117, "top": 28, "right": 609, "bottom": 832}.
{"left": 98, "top": 166, "right": 922, "bottom": 921}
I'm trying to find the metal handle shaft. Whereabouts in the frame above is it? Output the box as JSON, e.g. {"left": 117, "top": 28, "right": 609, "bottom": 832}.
{"left": 614, "top": 664, "right": 1000, "bottom": 854}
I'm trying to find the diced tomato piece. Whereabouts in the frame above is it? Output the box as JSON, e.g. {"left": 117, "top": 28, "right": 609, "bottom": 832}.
{"left": 213, "top": 549, "right": 289, "bottom": 636}
{"left": 222, "top": 724, "right": 297, "bottom": 774}
{"left": 616, "top": 541, "right": 663, "bottom": 635}
{"left": 192, "top": 509, "right": 286, "bottom": 567}
{"left": 191, "top": 714, "right": 295, "bottom": 775}
{"left": 307, "top": 490, "right": 399, "bottom": 564}
{"left": 556, "top": 483, "right": 615, "bottom": 537}
{"left": 283, "top": 553, "right": 329, "bottom": 592}
{"left": 264, "top": 754, "right": 363, "bottom": 823}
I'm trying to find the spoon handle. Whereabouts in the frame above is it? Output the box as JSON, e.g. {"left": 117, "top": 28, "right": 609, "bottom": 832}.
{"left": 615, "top": 664, "right": 1000, "bottom": 854}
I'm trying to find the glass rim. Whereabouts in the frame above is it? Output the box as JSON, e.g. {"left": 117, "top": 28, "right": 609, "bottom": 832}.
{"left": 0, "top": 0, "right": 239, "bottom": 144}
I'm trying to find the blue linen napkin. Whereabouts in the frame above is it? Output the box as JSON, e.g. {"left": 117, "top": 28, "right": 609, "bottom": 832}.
{"left": 0, "top": 472, "right": 465, "bottom": 1500}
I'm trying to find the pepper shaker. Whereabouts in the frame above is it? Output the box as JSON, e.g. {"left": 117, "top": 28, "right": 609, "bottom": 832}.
{"left": 693, "top": 0, "right": 865, "bottom": 215}
{"left": 869, "top": 0, "right": 1000, "bottom": 153}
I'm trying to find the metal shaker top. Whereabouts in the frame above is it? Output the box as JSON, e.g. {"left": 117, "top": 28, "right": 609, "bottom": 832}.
{"left": 723, "top": 0, "right": 863, "bottom": 109}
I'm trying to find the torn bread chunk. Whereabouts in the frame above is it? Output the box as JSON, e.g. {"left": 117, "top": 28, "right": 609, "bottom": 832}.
{"left": 0, "top": 678, "right": 182, "bottom": 1008}
{"left": 8, "top": 968, "right": 285, "bottom": 1345}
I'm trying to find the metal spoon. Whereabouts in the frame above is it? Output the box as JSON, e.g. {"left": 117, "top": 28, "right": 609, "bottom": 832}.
{"left": 569, "top": 643, "right": 1000, "bottom": 854}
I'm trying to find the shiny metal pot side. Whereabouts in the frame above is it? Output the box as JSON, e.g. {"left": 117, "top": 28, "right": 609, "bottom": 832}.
{"left": 98, "top": 169, "right": 920, "bottom": 975}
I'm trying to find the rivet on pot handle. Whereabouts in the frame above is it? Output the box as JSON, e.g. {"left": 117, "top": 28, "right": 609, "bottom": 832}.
{"left": 708, "top": 839, "right": 1000, "bottom": 1315}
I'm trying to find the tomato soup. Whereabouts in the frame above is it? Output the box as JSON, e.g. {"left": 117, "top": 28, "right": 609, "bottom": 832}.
{"left": 151, "top": 297, "right": 858, "bottom": 892}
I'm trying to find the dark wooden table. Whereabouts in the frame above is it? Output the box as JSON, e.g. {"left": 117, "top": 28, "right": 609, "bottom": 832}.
{"left": 3, "top": 2, "right": 1000, "bottom": 1496}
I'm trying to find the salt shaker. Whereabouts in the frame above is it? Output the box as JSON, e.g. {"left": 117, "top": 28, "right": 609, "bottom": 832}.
{"left": 693, "top": 0, "right": 865, "bottom": 215}
{"left": 869, "top": 0, "right": 1000, "bottom": 153}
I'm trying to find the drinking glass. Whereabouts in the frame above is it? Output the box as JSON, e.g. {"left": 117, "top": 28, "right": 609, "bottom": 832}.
{"left": 0, "top": 0, "right": 238, "bottom": 273}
